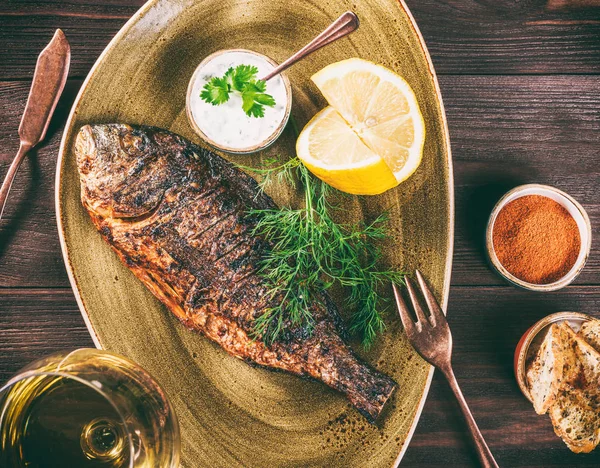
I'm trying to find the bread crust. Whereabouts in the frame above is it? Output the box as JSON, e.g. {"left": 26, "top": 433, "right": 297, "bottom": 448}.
{"left": 526, "top": 323, "right": 573, "bottom": 414}
{"left": 526, "top": 321, "right": 600, "bottom": 453}
{"left": 579, "top": 319, "right": 600, "bottom": 354}
{"left": 549, "top": 385, "right": 600, "bottom": 453}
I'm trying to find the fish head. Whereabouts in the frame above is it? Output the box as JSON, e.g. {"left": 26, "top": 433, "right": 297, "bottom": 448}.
{"left": 75, "top": 124, "right": 172, "bottom": 219}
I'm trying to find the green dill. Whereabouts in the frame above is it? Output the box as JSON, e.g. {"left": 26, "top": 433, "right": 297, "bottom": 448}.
{"left": 240, "top": 157, "right": 404, "bottom": 349}
{"left": 200, "top": 64, "right": 276, "bottom": 118}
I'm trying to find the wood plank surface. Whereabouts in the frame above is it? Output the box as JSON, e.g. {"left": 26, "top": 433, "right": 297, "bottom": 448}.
{"left": 1, "top": 0, "right": 600, "bottom": 78}
{"left": 1, "top": 1, "right": 600, "bottom": 467}
{"left": 3, "top": 286, "right": 600, "bottom": 466}
{"left": 1, "top": 76, "right": 598, "bottom": 287}
{"left": 408, "top": 0, "right": 600, "bottom": 75}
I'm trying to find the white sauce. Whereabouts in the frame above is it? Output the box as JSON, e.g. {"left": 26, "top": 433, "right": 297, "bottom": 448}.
{"left": 189, "top": 51, "right": 289, "bottom": 151}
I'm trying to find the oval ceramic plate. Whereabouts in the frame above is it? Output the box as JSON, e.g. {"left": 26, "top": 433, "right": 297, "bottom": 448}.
{"left": 56, "top": 1, "right": 453, "bottom": 466}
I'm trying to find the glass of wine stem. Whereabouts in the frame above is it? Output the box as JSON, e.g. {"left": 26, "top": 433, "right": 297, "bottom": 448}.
{"left": 0, "top": 349, "right": 180, "bottom": 467}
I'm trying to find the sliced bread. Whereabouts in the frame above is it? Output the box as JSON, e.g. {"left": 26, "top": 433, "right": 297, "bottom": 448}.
{"left": 549, "top": 386, "right": 600, "bottom": 454}
{"left": 527, "top": 323, "right": 576, "bottom": 415}
{"left": 547, "top": 322, "right": 600, "bottom": 453}
{"left": 562, "top": 321, "right": 600, "bottom": 395}
{"left": 579, "top": 319, "right": 600, "bottom": 355}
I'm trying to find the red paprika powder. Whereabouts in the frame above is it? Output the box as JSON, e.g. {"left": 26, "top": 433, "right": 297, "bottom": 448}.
{"left": 492, "top": 195, "right": 581, "bottom": 284}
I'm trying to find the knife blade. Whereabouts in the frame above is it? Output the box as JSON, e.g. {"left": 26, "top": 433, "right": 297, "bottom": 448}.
{"left": 0, "top": 29, "right": 71, "bottom": 221}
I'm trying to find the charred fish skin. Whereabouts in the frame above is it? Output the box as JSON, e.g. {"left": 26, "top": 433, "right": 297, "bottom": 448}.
{"left": 76, "top": 123, "right": 397, "bottom": 422}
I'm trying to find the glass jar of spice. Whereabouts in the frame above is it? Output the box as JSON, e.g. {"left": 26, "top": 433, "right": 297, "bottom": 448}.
{"left": 486, "top": 184, "right": 592, "bottom": 291}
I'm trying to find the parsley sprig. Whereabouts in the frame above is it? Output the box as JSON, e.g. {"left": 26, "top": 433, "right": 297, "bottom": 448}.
{"left": 200, "top": 64, "right": 276, "bottom": 118}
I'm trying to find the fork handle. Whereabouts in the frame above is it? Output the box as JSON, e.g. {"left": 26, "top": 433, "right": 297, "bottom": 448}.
{"left": 442, "top": 366, "right": 499, "bottom": 468}
{"left": 0, "top": 142, "right": 32, "bottom": 222}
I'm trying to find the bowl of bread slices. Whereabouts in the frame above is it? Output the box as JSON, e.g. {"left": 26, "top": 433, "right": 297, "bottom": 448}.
{"left": 515, "top": 312, "right": 600, "bottom": 453}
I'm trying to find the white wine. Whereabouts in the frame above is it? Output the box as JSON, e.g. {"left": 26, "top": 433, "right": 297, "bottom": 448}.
{"left": 0, "top": 349, "right": 179, "bottom": 468}
{"left": 0, "top": 375, "right": 131, "bottom": 467}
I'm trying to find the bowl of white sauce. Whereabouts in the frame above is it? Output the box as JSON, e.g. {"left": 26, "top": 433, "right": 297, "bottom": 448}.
{"left": 186, "top": 49, "right": 292, "bottom": 154}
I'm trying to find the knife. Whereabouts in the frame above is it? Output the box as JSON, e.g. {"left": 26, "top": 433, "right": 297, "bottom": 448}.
{"left": 0, "top": 29, "right": 70, "bottom": 221}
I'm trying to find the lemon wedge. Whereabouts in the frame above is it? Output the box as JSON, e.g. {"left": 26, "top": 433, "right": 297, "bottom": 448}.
{"left": 296, "top": 58, "right": 425, "bottom": 195}
{"left": 296, "top": 107, "right": 398, "bottom": 195}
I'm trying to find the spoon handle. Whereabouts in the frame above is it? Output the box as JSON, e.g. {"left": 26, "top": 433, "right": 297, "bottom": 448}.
{"left": 260, "top": 11, "right": 359, "bottom": 81}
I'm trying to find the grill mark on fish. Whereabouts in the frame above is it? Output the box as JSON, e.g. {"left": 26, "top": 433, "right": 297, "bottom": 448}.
{"left": 206, "top": 236, "right": 251, "bottom": 265}
{"left": 76, "top": 123, "right": 397, "bottom": 423}
{"left": 146, "top": 221, "right": 260, "bottom": 285}
{"left": 221, "top": 267, "right": 264, "bottom": 290}
{"left": 175, "top": 190, "right": 240, "bottom": 237}
{"left": 184, "top": 211, "right": 237, "bottom": 242}
{"left": 203, "top": 217, "right": 253, "bottom": 255}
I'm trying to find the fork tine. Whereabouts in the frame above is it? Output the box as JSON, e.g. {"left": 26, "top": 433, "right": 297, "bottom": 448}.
{"left": 405, "top": 277, "right": 429, "bottom": 326}
{"left": 392, "top": 283, "right": 420, "bottom": 334}
{"left": 415, "top": 270, "right": 445, "bottom": 325}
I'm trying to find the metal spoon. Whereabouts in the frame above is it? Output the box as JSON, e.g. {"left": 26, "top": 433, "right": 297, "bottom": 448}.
{"left": 260, "top": 11, "right": 359, "bottom": 81}
{"left": 0, "top": 29, "right": 71, "bottom": 221}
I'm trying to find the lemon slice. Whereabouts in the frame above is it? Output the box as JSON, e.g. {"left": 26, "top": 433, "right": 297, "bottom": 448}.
{"left": 300, "top": 58, "right": 425, "bottom": 192}
{"left": 296, "top": 107, "right": 398, "bottom": 195}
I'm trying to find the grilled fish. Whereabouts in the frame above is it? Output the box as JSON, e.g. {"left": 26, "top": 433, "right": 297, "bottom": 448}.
{"left": 75, "top": 123, "right": 397, "bottom": 422}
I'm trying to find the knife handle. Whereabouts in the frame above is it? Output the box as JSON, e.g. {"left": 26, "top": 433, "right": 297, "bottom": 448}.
{"left": 0, "top": 142, "right": 32, "bottom": 222}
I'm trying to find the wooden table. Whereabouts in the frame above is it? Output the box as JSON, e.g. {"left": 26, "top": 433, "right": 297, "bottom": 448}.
{"left": 1, "top": 1, "right": 599, "bottom": 466}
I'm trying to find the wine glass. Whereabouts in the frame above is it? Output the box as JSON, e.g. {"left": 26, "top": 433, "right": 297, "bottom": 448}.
{"left": 0, "top": 348, "right": 179, "bottom": 467}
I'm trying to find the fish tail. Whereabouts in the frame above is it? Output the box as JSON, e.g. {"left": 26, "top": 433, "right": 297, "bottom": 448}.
{"left": 325, "top": 353, "right": 397, "bottom": 423}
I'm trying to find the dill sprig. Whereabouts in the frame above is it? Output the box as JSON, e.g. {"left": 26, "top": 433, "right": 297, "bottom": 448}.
{"left": 240, "top": 157, "right": 404, "bottom": 349}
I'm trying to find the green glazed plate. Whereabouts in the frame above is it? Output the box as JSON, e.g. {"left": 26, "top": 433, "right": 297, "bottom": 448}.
{"left": 56, "top": 0, "right": 453, "bottom": 466}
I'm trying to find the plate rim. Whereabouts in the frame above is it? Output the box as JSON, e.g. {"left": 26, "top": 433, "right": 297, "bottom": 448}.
{"left": 55, "top": 0, "right": 454, "bottom": 465}
{"left": 389, "top": 0, "right": 454, "bottom": 464}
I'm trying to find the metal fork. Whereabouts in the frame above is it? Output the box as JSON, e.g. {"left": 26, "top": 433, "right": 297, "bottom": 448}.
{"left": 392, "top": 271, "right": 499, "bottom": 468}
